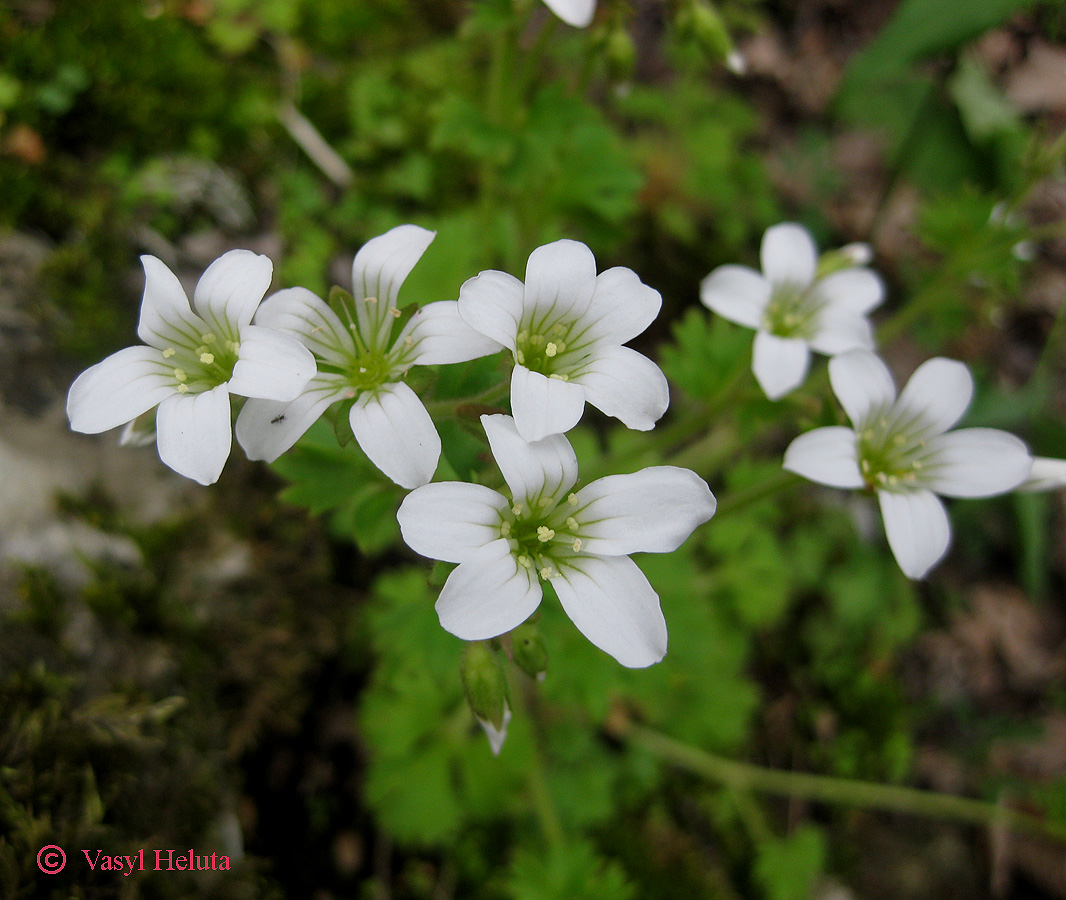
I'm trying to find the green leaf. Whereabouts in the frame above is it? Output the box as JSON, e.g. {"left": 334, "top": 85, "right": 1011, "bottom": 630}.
{"left": 508, "top": 840, "right": 636, "bottom": 900}
{"left": 753, "top": 825, "right": 826, "bottom": 900}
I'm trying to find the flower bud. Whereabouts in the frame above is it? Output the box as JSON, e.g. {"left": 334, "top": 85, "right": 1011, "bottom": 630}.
{"left": 677, "top": 0, "right": 733, "bottom": 63}
{"left": 460, "top": 641, "right": 508, "bottom": 730}
{"left": 511, "top": 622, "right": 548, "bottom": 681}
{"left": 816, "top": 243, "right": 874, "bottom": 278}
{"left": 605, "top": 26, "right": 636, "bottom": 82}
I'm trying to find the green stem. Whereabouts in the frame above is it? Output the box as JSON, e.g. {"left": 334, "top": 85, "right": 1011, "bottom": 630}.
{"left": 712, "top": 470, "right": 802, "bottom": 519}
{"left": 518, "top": 685, "right": 566, "bottom": 850}
{"left": 622, "top": 724, "right": 1066, "bottom": 843}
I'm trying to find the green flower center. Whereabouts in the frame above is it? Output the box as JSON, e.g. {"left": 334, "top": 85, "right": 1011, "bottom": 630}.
{"left": 762, "top": 283, "right": 822, "bottom": 340}
{"left": 856, "top": 409, "right": 935, "bottom": 491}
{"left": 514, "top": 322, "right": 580, "bottom": 380}
{"left": 345, "top": 348, "right": 393, "bottom": 391}
{"left": 499, "top": 492, "right": 584, "bottom": 582}
{"left": 163, "top": 331, "right": 241, "bottom": 394}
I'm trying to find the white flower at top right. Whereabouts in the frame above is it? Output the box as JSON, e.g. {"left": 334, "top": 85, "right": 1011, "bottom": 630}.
{"left": 699, "top": 222, "right": 884, "bottom": 400}
{"left": 783, "top": 349, "right": 1032, "bottom": 580}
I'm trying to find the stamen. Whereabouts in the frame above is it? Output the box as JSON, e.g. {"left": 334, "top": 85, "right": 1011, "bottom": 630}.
{"left": 500, "top": 521, "right": 512, "bottom": 537}
{"left": 177, "top": 383, "right": 189, "bottom": 393}
{"left": 512, "top": 504, "right": 523, "bottom": 516}
{"left": 536, "top": 526, "right": 555, "bottom": 542}
{"left": 539, "top": 566, "right": 554, "bottom": 580}
{"left": 201, "top": 332, "right": 216, "bottom": 343}
{"left": 545, "top": 342, "right": 558, "bottom": 357}
{"left": 162, "top": 347, "right": 176, "bottom": 358}
{"left": 565, "top": 517, "right": 578, "bottom": 530}
{"left": 200, "top": 352, "right": 215, "bottom": 364}
{"left": 572, "top": 538, "right": 582, "bottom": 552}
{"left": 390, "top": 307, "right": 401, "bottom": 318}
{"left": 366, "top": 296, "right": 378, "bottom": 304}
{"left": 548, "top": 373, "right": 569, "bottom": 381}
{"left": 517, "top": 330, "right": 529, "bottom": 343}
{"left": 173, "top": 369, "right": 187, "bottom": 382}
{"left": 517, "top": 555, "right": 532, "bottom": 569}
{"left": 567, "top": 493, "right": 578, "bottom": 506}
{"left": 516, "top": 350, "right": 525, "bottom": 365}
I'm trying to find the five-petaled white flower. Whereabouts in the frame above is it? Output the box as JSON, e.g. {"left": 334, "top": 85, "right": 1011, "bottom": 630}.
{"left": 457, "top": 239, "right": 670, "bottom": 442}
{"left": 783, "top": 350, "right": 1032, "bottom": 579}
{"left": 542, "top": 0, "right": 595, "bottom": 27}
{"left": 67, "top": 250, "right": 316, "bottom": 485}
{"left": 700, "top": 222, "right": 884, "bottom": 400}
{"left": 236, "top": 225, "right": 499, "bottom": 489}
{"left": 397, "top": 414, "right": 717, "bottom": 667}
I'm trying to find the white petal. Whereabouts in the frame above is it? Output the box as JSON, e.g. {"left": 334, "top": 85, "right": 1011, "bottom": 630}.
{"left": 136, "top": 255, "right": 198, "bottom": 351}
{"left": 477, "top": 702, "right": 512, "bottom": 756}
{"left": 808, "top": 308, "right": 875, "bottom": 355}
{"left": 829, "top": 349, "right": 897, "bottom": 427}
{"left": 349, "top": 381, "right": 441, "bottom": 489}
{"left": 895, "top": 358, "right": 973, "bottom": 435}
{"left": 351, "top": 224, "right": 435, "bottom": 348}
{"left": 407, "top": 301, "right": 504, "bottom": 366}
{"left": 924, "top": 428, "right": 1032, "bottom": 497}
{"left": 235, "top": 374, "right": 345, "bottom": 462}
{"left": 761, "top": 222, "right": 817, "bottom": 287}
{"left": 229, "top": 325, "right": 316, "bottom": 401}
{"left": 541, "top": 0, "right": 595, "bottom": 27}
{"left": 510, "top": 365, "right": 586, "bottom": 442}
{"left": 698, "top": 264, "right": 770, "bottom": 330}
{"left": 574, "top": 466, "right": 716, "bottom": 555}
{"left": 253, "top": 287, "right": 353, "bottom": 365}
{"left": 752, "top": 330, "right": 810, "bottom": 400}
{"left": 351, "top": 224, "right": 435, "bottom": 307}
{"left": 811, "top": 267, "right": 885, "bottom": 316}
{"left": 1018, "top": 457, "right": 1066, "bottom": 492}
{"left": 435, "top": 538, "right": 542, "bottom": 640}
{"left": 192, "top": 249, "right": 273, "bottom": 338}
{"left": 878, "top": 488, "right": 951, "bottom": 580}
{"left": 524, "top": 239, "right": 598, "bottom": 325}
{"left": 783, "top": 427, "right": 864, "bottom": 488}
{"left": 155, "top": 385, "right": 233, "bottom": 485}
{"left": 582, "top": 267, "right": 662, "bottom": 347}
{"left": 550, "top": 554, "right": 666, "bottom": 668}
{"left": 67, "top": 346, "right": 176, "bottom": 434}
{"left": 397, "top": 482, "right": 509, "bottom": 563}
{"left": 481, "top": 414, "right": 578, "bottom": 506}
{"left": 576, "top": 346, "right": 669, "bottom": 431}
{"left": 456, "top": 269, "right": 525, "bottom": 351}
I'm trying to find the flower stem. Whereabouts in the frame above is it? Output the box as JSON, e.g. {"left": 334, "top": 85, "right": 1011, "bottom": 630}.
{"left": 518, "top": 684, "right": 566, "bottom": 851}
{"left": 618, "top": 723, "right": 1066, "bottom": 843}
{"left": 712, "top": 469, "right": 802, "bottom": 519}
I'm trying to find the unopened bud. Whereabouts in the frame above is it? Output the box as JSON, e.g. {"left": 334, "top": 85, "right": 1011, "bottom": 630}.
{"left": 816, "top": 243, "right": 874, "bottom": 278}
{"left": 460, "top": 642, "right": 508, "bottom": 730}
{"left": 678, "top": 0, "right": 733, "bottom": 62}
{"left": 511, "top": 622, "right": 548, "bottom": 681}
{"left": 605, "top": 26, "right": 636, "bottom": 81}
{"left": 477, "top": 701, "right": 512, "bottom": 756}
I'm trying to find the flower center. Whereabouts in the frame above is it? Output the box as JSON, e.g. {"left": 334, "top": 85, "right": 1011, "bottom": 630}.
{"left": 345, "top": 348, "right": 393, "bottom": 391}
{"left": 514, "top": 323, "right": 579, "bottom": 380}
{"left": 499, "top": 492, "right": 583, "bottom": 581}
{"left": 856, "top": 409, "right": 936, "bottom": 491}
{"left": 163, "top": 331, "right": 241, "bottom": 393}
{"left": 762, "top": 283, "right": 822, "bottom": 340}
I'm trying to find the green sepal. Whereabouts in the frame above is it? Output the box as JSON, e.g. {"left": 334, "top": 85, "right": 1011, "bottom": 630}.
{"left": 328, "top": 285, "right": 355, "bottom": 323}
{"left": 333, "top": 397, "right": 357, "bottom": 447}
{"left": 460, "top": 642, "right": 508, "bottom": 729}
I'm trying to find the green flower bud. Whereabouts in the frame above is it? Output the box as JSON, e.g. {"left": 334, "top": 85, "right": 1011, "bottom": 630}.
{"left": 460, "top": 642, "right": 508, "bottom": 729}
{"left": 605, "top": 27, "right": 636, "bottom": 81}
{"left": 678, "top": 0, "right": 733, "bottom": 62}
{"left": 511, "top": 622, "right": 548, "bottom": 681}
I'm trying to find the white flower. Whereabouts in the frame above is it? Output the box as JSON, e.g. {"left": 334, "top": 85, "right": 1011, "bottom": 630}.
{"left": 236, "top": 225, "right": 499, "bottom": 489}
{"left": 699, "top": 222, "right": 884, "bottom": 400}
{"left": 397, "top": 414, "right": 716, "bottom": 667}
{"left": 67, "top": 250, "right": 316, "bottom": 485}
{"left": 542, "top": 0, "right": 595, "bottom": 27}
{"left": 457, "top": 239, "right": 670, "bottom": 442}
{"left": 783, "top": 349, "right": 1032, "bottom": 579}
{"left": 1018, "top": 457, "right": 1066, "bottom": 492}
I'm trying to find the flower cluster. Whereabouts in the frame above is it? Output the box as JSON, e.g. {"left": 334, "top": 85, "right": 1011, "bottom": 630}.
{"left": 68, "top": 229, "right": 716, "bottom": 693}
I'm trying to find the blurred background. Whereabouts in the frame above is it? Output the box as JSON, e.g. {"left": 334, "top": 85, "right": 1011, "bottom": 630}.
{"left": 1, "top": 0, "right": 1065, "bottom": 897}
